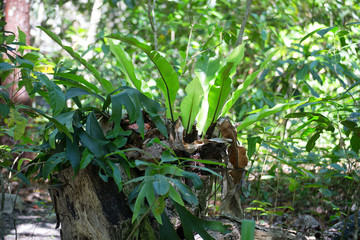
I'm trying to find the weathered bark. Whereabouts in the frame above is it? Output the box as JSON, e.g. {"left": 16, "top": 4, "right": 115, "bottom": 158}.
{"left": 49, "top": 165, "right": 157, "bottom": 240}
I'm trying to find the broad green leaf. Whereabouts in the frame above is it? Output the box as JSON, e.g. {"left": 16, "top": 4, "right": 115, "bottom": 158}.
{"left": 33, "top": 65, "right": 54, "bottom": 73}
{"left": 241, "top": 220, "right": 255, "bottom": 240}
{"left": 169, "top": 178, "right": 198, "bottom": 205}
{"left": 35, "top": 72, "right": 65, "bottom": 116}
{"left": 36, "top": 110, "right": 73, "bottom": 141}
{"left": 301, "top": 127, "right": 316, "bottom": 138}
{"left": 306, "top": 131, "right": 321, "bottom": 152}
{"left": 149, "top": 51, "right": 179, "bottom": 121}
{"left": 42, "top": 152, "right": 66, "bottom": 179}
{"left": 237, "top": 101, "right": 304, "bottom": 131}
{"left": 16, "top": 173, "right": 30, "bottom": 186}
{"left": 0, "top": 62, "right": 13, "bottom": 71}
{"left": 161, "top": 150, "right": 178, "bottom": 163}
{"left": 54, "top": 111, "right": 75, "bottom": 133}
{"left": 319, "top": 188, "right": 332, "bottom": 197}
{"left": 48, "top": 130, "right": 58, "bottom": 148}
{"left": 152, "top": 175, "right": 170, "bottom": 195}
{"left": 222, "top": 48, "right": 279, "bottom": 116}
{"left": 247, "top": 136, "right": 261, "bottom": 159}
{"left": 168, "top": 185, "right": 184, "bottom": 206}
{"left": 296, "top": 64, "right": 309, "bottom": 81}
{"left": 317, "top": 26, "right": 338, "bottom": 37}
{"left": 202, "top": 69, "right": 231, "bottom": 135}
{"left": 86, "top": 111, "right": 106, "bottom": 141}
{"left": 132, "top": 181, "right": 147, "bottom": 222}
{"left": 17, "top": 27, "right": 26, "bottom": 45}
{"left": 107, "top": 160, "right": 123, "bottom": 191}
{"left": 160, "top": 213, "right": 181, "bottom": 240}
{"left": 350, "top": 134, "right": 360, "bottom": 153}
{"left": 39, "top": 26, "right": 114, "bottom": 93}
{"left": 80, "top": 148, "right": 93, "bottom": 169}
{"left": 66, "top": 136, "right": 80, "bottom": 174}
{"left": 173, "top": 201, "right": 231, "bottom": 240}
{"left": 133, "top": 181, "right": 161, "bottom": 223}
{"left": 5, "top": 34, "right": 15, "bottom": 44}
{"left": 77, "top": 128, "right": 108, "bottom": 158}
{"left": 341, "top": 120, "right": 357, "bottom": 129}
{"left": 108, "top": 39, "right": 142, "bottom": 91}
{"left": 180, "top": 77, "right": 204, "bottom": 134}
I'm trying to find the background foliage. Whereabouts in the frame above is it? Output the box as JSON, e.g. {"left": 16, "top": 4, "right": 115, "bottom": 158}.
{"left": 1, "top": 0, "right": 360, "bottom": 238}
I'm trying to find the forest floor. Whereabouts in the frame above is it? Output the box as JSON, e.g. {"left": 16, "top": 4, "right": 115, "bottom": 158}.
{"left": 2, "top": 183, "right": 60, "bottom": 240}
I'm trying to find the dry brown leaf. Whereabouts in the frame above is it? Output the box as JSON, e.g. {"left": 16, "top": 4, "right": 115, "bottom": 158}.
{"left": 218, "top": 118, "right": 248, "bottom": 183}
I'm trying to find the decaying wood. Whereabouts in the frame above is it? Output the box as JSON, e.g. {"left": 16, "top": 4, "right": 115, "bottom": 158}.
{"left": 49, "top": 165, "right": 157, "bottom": 240}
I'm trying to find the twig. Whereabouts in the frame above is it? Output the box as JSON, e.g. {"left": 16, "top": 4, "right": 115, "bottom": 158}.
{"left": 147, "top": 0, "right": 158, "bottom": 51}
{"left": 184, "top": 0, "right": 214, "bottom": 62}
{"left": 179, "top": 42, "right": 222, "bottom": 79}
{"left": 236, "top": 0, "right": 252, "bottom": 46}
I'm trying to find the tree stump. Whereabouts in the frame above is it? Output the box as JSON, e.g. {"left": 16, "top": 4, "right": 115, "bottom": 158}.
{"left": 49, "top": 164, "right": 157, "bottom": 240}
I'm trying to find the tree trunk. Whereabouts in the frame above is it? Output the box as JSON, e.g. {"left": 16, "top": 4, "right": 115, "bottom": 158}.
{"left": 3, "top": 0, "right": 32, "bottom": 105}
{"left": 49, "top": 164, "right": 158, "bottom": 240}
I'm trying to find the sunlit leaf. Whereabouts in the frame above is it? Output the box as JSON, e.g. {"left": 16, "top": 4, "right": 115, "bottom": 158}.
{"left": 108, "top": 39, "right": 142, "bottom": 91}
{"left": 317, "top": 26, "right": 338, "bottom": 37}
{"left": 180, "top": 77, "right": 204, "bottom": 134}
{"left": 300, "top": 27, "right": 325, "bottom": 43}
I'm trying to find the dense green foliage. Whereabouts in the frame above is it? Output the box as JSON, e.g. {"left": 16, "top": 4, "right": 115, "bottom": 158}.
{"left": 1, "top": 0, "right": 360, "bottom": 238}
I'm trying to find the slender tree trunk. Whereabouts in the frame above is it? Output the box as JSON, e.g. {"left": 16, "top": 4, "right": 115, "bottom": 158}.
{"left": 3, "top": 0, "right": 32, "bottom": 105}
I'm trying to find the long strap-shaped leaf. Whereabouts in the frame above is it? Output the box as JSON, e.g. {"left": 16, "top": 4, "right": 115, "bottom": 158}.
{"left": 201, "top": 44, "right": 245, "bottom": 135}
{"left": 108, "top": 39, "right": 142, "bottom": 91}
{"left": 180, "top": 77, "right": 204, "bottom": 134}
{"left": 106, "top": 34, "right": 179, "bottom": 122}
{"left": 38, "top": 27, "right": 114, "bottom": 94}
